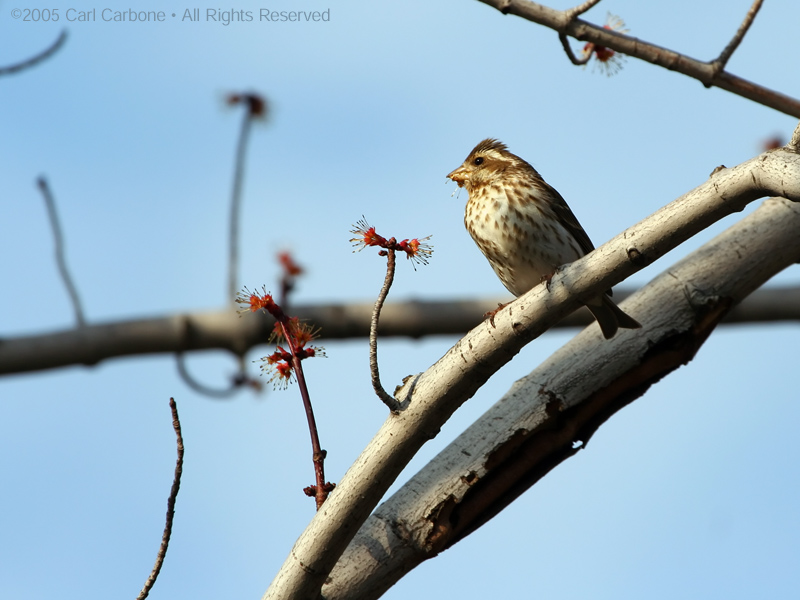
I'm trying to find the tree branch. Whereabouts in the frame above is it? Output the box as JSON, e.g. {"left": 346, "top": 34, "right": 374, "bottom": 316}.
{"left": 136, "top": 397, "right": 184, "bottom": 600}
{"left": 0, "top": 30, "right": 67, "bottom": 76}
{"left": 321, "top": 196, "right": 800, "bottom": 599}
{"left": 174, "top": 352, "right": 241, "bottom": 399}
{"left": 369, "top": 248, "right": 403, "bottom": 412}
{"left": 37, "top": 176, "right": 86, "bottom": 328}
{"left": 711, "top": 0, "right": 763, "bottom": 78}
{"left": 3, "top": 285, "right": 797, "bottom": 377}
{"left": 261, "top": 141, "right": 800, "bottom": 599}
{"left": 227, "top": 105, "right": 252, "bottom": 304}
{"left": 476, "top": 0, "right": 800, "bottom": 117}
{"left": 563, "top": 0, "right": 602, "bottom": 21}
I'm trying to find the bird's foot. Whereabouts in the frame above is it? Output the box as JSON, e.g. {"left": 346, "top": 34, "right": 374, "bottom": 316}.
{"left": 484, "top": 302, "right": 509, "bottom": 327}
{"left": 540, "top": 271, "right": 557, "bottom": 292}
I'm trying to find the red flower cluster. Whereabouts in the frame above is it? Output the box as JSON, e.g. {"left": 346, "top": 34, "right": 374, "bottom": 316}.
{"left": 350, "top": 217, "right": 433, "bottom": 268}
{"left": 236, "top": 287, "right": 324, "bottom": 388}
{"left": 582, "top": 14, "right": 628, "bottom": 76}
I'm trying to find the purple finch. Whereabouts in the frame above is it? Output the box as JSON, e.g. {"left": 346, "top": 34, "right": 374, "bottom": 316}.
{"left": 447, "top": 138, "right": 640, "bottom": 339}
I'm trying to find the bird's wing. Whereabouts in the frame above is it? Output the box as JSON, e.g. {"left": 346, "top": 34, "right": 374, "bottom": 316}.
{"left": 545, "top": 183, "right": 596, "bottom": 255}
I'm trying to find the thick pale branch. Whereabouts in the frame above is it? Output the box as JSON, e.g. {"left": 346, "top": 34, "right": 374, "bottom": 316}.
{"left": 322, "top": 197, "right": 800, "bottom": 599}
{"left": 476, "top": 0, "right": 800, "bottom": 118}
{"left": 261, "top": 148, "right": 800, "bottom": 599}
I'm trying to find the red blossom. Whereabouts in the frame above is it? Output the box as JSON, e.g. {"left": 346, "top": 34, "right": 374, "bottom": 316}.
{"left": 581, "top": 14, "right": 628, "bottom": 76}
{"left": 278, "top": 251, "right": 304, "bottom": 276}
{"left": 350, "top": 217, "right": 433, "bottom": 268}
{"left": 236, "top": 287, "right": 325, "bottom": 388}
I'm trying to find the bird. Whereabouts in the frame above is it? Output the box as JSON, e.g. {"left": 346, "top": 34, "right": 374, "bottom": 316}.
{"left": 447, "top": 138, "right": 641, "bottom": 339}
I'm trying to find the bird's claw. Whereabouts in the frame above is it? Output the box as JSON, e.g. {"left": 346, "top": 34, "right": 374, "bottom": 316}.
{"left": 484, "top": 302, "right": 509, "bottom": 327}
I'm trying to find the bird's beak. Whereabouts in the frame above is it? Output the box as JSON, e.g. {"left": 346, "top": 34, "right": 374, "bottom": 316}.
{"left": 447, "top": 165, "right": 468, "bottom": 188}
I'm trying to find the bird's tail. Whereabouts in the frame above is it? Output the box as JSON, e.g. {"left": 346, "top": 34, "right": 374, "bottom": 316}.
{"left": 586, "top": 294, "right": 641, "bottom": 339}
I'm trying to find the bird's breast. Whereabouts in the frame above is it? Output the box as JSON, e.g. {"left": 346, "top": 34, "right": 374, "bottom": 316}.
{"left": 464, "top": 186, "right": 583, "bottom": 297}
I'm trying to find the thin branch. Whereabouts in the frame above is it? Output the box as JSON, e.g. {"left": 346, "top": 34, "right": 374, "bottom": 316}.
{"left": 136, "top": 397, "right": 184, "bottom": 600}
{"left": 278, "top": 318, "right": 331, "bottom": 510}
{"left": 37, "top": 176, "right": 86, "bottom": 327}
{"left": 225, "top": 93, "right": 266, "bottom": 304}
{"left": 710, "top": 0, "right": 764, "bottom": 78}
{"left": 239, "top": 291, "right": 333, "bottom": 508}
{"left": 227, "top": 107, "right": 253, "bottom": 304}
{"left": 563, "top": 0, "right": 602, "bottom": 21}
{"left": 174, "top": 352, "right": 239, "bottom": 399}
{"left": 369, "top": 249, "right": 402, "bottom": 412}
{"left": 558, "top": 32, "right": 590, "bottom": 65}
{"left": 0, "top": 30, "right": 67, "bottom": 76}
{"left": 350, "top": 218, "right": 431, "bottom": 411}
{"left": 476, "top": 0, "right": 800, "bottom": 118}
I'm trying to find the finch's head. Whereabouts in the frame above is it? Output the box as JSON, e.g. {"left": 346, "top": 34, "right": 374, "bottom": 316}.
{"left": 447, "top": 139, "right": 534, "bottom": 193}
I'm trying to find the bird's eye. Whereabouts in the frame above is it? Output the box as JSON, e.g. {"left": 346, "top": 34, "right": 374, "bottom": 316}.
{"left": 473, "top": 157, "right": 484, "bottom": 166}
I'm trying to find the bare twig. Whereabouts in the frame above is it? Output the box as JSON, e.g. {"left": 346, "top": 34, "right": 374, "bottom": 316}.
{"left": 558, "top": 32, "right": 591, "bottom": 65}
{"left": 476, "top": 0, "right": 800, "bottom": 118}
{"left": 37, "top": 176, "right": 86, "bottom": 327}
{"left": 174, "top": 352, "right": 240, "bottom": 399}
{"left": 227, "top": 106, "right": 253, "bottom": 304}
{"left": 563, "top": 0, "right": 602, "bottom": 21}
{"left": 710, "top": 0, "right": 764, "bottom": 80}
{"left": 136, "top": 397, "right": 184, "bottom": 600}
{"left": 277, "top": 318, "right": 331, "bottom": 510}
{"left": 0, "top": 30, "right": 67, "bottom": 76}
{"left": 351, "top": 219, "right": 431, "bottom": 411}
{"left": 225, "top": 93, "right": 266, "bottom": 304}
{"left": 369, "top": 249, "right": 403, "bottom": 412}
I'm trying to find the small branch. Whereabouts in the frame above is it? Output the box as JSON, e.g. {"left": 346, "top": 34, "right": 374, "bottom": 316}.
{"left": 476, "top": 0, "right": 800, "bottom": 118}
{"left": 563, "top": 0, "right": 602, "bottom": 21}
{"left": 37, "top": 176, "right": 86, "bottom": 327}
{"left": 0, "top": 30, "right": 67, "bottom": 76}
{"left": 278, "top": 319, "right": 330, "bottom": 510}
{"left": 136, "top": 398, "right": 184, "bottom": 600}
{"left": 710, "top": 0, "right": 763, "bottom": 80}
{"left": 174, "top": 352, "right": 239, "bottom": 399}
{"left": 227, "top": 108, "right": 253, "bottom": 304}
{"left": 369, "top": 249, "right": 402, "bottom": 412}
{"left": 558, "top": 31, "right": 591, "bottom": 65}
{"left": 351, "top": 218, "right": 431, "bottom": 411}
{"left": 225, "top": 93, "right": 266, "bottom": 305}
{"left": 238, "top": 291, "right": 332, "bottom": 508}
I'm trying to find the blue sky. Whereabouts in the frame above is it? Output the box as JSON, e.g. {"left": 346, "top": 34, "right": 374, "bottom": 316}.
{"left": 2, "top": 1, "right": 798, "bottom": 598}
